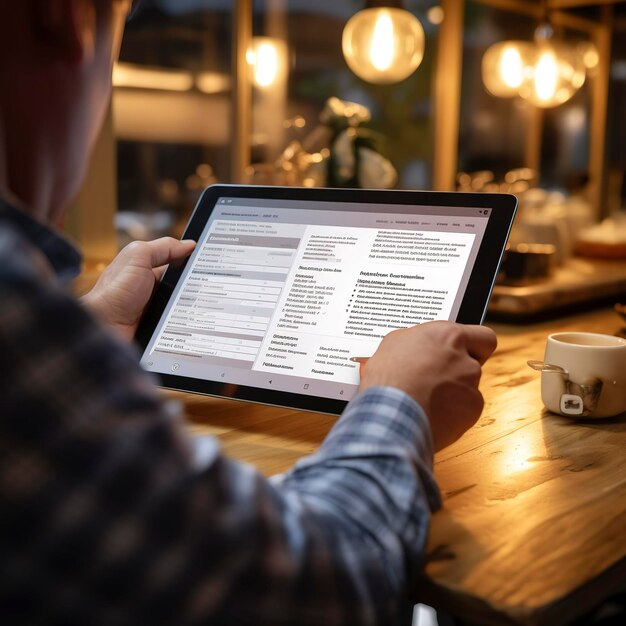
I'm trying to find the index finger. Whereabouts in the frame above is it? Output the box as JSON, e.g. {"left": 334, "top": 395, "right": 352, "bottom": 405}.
{"left": 463, "top": 324, "right": 498, "bottom": 365}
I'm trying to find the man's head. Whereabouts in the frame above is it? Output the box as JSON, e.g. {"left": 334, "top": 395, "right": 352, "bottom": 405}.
{"left": 0, "top": 0, "right": 131, "bottom": 224}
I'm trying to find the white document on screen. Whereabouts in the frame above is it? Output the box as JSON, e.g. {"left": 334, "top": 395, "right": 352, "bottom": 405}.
{"left": 253, "top": 224, "right": 475, "bottom": 385}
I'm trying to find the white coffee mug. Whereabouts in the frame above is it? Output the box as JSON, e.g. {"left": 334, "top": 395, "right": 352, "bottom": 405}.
{"left": 541, "top": 332, "right": 626, "bottom": 418}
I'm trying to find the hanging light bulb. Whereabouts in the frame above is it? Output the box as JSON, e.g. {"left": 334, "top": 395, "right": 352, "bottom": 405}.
{"left": 481, "top": 41, "right": 534, "bottom": 98}
{"left": 533, "top": 49, "right": 559, "bottom": 101}
{"left": 246, "top": 37, "right": 289, "bottom": 89}
{"left": 518, "top": 25, "right": 586, "bottom": 108}
{"left": 342, "top": 1, "right": 425, "bottom": 84}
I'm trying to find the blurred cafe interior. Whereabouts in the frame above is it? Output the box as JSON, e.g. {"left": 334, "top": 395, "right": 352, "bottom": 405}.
{"left": 71, "top": 0, "right": 626, "bottom": 326}
{"left": 56, "top": 2, "right": 626, "bottom": 624}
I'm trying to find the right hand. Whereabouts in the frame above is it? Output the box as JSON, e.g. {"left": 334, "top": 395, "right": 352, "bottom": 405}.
{"left": 359, "top": 321, "right": 497, "bottom": 451}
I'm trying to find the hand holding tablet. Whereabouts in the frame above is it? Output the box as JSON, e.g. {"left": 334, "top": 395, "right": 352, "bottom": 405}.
{"left": 136, "top": 185, "right": 516, "bottom": 414}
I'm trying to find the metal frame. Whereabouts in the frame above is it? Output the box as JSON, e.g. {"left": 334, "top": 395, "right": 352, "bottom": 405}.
{"left": 433, "top": 0, "right": 465, "bottom": 191}
{"left": 588, "top": 5, "right": 613, "bottom": 217}
{"left": 433, "top": 0, "right": 615, "bottom": 218}
{"left": 231, "top": 0, "right": 252, "bottom": 183}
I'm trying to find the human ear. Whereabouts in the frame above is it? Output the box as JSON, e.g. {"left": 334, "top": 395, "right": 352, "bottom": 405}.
{"left": 33, "top": 0, "right": 96, "bottom": 65}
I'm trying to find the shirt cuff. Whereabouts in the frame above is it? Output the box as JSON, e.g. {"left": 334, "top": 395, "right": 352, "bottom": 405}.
{"left": 301, "top": 386, "right": 442, "bottom": 512}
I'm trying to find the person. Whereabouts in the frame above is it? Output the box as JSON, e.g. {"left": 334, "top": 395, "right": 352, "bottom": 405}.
{"left": 0, "top": 1, "right": 497, "bottom": 624}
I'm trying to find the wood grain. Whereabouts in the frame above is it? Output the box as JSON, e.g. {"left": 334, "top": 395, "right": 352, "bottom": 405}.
{"left": 173, "top": 306, "right": 626, "bottom": 625}
{"left": 418, "top": 308, "right": 626, "bottom": 625}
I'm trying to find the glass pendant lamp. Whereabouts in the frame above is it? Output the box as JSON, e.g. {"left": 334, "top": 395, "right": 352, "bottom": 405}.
{"left": 518, "top": 24, "right": 586, "bottom": 108}
{"left": 342, "top": 0, "right": 425, "bottom": 84}
{"left": 482, "top": 40, "right": 534, "bottom": 98}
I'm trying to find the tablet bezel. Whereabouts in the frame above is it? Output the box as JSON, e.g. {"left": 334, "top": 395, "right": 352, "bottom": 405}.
{"left": 136, "top": 184, "right": 517, "bottom": 414}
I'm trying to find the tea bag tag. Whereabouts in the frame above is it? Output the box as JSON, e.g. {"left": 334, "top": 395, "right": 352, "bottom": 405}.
{"left": 562, "top": 379, "right": 603, "bottom": 417}
{"left": 560, "top": 394, "right": 584, "bottom": 416}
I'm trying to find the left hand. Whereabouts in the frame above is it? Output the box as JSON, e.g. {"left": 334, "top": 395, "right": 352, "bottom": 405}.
{"left": 82, "top": 237, "right": 196, "bottom": 342}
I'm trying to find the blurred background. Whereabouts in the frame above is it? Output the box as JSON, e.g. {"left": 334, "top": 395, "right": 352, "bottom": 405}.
{"left": 67, "top": 0, "right": 626, "bottom": 272}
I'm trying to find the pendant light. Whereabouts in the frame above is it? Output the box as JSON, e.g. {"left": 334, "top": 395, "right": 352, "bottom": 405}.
{"left": 482, "top": 0, "right": 587, "bottom": 108}
{"left": 518, "top": 24, "right": 586, "bottom": 108}
{"left": 342, "top": 1, "right": 425, "bottom": 84}
{"left": 247, "top": 37, "right": 289, "bottom": 89}
{"left": 481, "top": 40, "right": 534, "bottom": 98}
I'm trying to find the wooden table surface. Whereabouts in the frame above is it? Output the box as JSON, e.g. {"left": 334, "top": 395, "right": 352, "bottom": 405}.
{"left": 171, "top": 306, "right": 626, "bottom": 626}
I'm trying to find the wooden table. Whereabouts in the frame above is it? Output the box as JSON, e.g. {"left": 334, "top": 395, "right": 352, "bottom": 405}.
{"left": 172, "top": 306, "right": 626, "bottom": 626}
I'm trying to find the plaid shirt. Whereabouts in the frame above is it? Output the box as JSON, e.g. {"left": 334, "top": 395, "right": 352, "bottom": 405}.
{"left": 0, "top": 198, "right": 441, "bottom": 625}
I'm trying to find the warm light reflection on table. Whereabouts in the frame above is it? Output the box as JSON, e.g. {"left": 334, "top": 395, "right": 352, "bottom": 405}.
{"left": 499, "top": 431, "right": 542, "bottom": 475}
{"left": 175, "top": 305, "right": 626, "bottom": 626}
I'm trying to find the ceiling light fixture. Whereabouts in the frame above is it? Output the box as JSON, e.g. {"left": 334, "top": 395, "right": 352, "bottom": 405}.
{"left": 342, "top": 1, "right": 425, "bottom": 84}
{"left": 247, "top": 37, "right": 289, "bottom": 89}
{"left": 482, "top": 40, "right": 534, "bottom": 98}
{"left": 482, "top": 23, "right": 588, "bottom": 108}
{"left": 518, "top": 24, "right": 586, "bottom": 108}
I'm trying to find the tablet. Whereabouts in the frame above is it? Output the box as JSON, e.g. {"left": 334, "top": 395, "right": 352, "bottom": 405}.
{"left": 136, "top": 185, "right": 517, "bottom": 414}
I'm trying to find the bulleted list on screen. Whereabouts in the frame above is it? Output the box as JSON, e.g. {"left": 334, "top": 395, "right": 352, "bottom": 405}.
{"left": 253, "top": 224, "right": 476, "bottom": 384}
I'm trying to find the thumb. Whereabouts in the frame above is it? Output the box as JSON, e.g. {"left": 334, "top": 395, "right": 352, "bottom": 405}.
{"left": 146, "top": 237, "right": 196, "bottom": 269}
{"left": 169, "top": 239, "right": 197, "bottom": 261}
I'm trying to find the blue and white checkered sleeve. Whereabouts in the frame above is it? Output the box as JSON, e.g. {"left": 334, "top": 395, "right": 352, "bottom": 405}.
{"left": 271, "top": 386, "right": 442, "bottom": 619}
{"left": 0, "top": 228, "right": 442, "bottom": 625}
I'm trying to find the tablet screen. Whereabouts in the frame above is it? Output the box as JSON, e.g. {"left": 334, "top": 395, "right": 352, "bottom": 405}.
{"left": 137, "top": 186, "right": 514, "bottom": 412}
